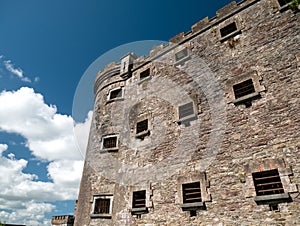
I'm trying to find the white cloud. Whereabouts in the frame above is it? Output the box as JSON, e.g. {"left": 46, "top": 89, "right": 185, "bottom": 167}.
{"left": 0, "top": 202, "right": 54, "bottom": 226}
{"left": 0, "top": 87, "right": 83, "bottom": 161}
{"left": 3, "top": 59, "right": 31, "bottom": 83}
{"left": 0, "top": 143, "right": 8, "bottom": 154}
{"left": 0, "top": 87, "right": 92, "bottom": 225}
{"left": 73, "top": 110, "right": 93, "bottom": 158}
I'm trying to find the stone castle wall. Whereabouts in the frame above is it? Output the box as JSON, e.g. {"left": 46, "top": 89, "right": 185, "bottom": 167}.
{"left": 75, "top": 0, "right": 300, "bottom": 225}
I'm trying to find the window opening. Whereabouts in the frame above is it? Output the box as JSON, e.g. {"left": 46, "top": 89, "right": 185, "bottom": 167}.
{"left": 252, "top": 169, "right": 284, "bottom": 196}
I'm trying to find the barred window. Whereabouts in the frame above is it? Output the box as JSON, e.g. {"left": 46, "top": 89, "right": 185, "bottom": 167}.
{"left": 220, "top": 22, "right": 238, "bottom": 38}
{"left": 94, "top": 198, "right": 110, "bottom": 214}
{"left": 233, "top": 79, "right": 255, "bottom": 99}
{"left": 102, "top": 136, "right": 118, "bottom": 149}
{"left": 132, "top": 190, "right": 146, "bottom": 208}
{"left": 179, "top": 102, "right": 194, "bottom": 120}
{"left": 136, "top": 119, "right": 148, "bottom": 134}
{"left": 252, "top": 169, "right": 284, "bottom": 196}
{"left": 140, "top": 68, "right": 150, "bottom": 80}
{"left": 182, "top": 182, "right": 202, "bottom": 204}
{"left": 175, "top": 48, "right": 188, "bottom": 61}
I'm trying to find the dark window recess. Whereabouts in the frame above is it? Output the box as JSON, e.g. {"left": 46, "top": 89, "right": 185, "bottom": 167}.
{"left": 136, "top": 119, "right": 148, "bottom": 134}
{"left": 220, "top": 22, "right": 238, "bottom": 37}
{"left": 182, "top": 182, "right": 202, "bottom": 204}
{"left": 132, "top": 190, "right": 146, "bottom": 208}
{"left": 269, "top": 204, "right": 279, "bottom": 211}
{"left": 109, "top": 88, "right": 122, "bottom": 100}
{"left": 252, "top": 169, "right": 284, "bottom": 196}
{"left": 140, "top": 68, "right": 150, "bottom": 80}
{"left": 94, "top": 198, "right": 110, "bottom": 214}
{"left": 233, "top": 79, "right": 255, "bottom": 99}
{"left": 175, "top": 49, "right": 188, "bottom": 61}
{"left": 278, "top": 0, "right": 291, "bottom": 6}
{"left": 179, "top": 102, "right": 194, "bottom": 119}
{"left": 103, "top": 136, "right": 117, "bottom": 149}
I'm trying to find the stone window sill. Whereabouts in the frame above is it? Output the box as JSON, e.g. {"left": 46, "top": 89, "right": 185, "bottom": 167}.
{"left": 138, "top": 76, "right": 152, "bottom": 84}
{"left": 180, "top": 202, "right": 205, "bottom": 211}
{"left": 131, "top": 207, "right": 148, "bottom": 215}
{"left": 174, "top": 55, "right": 191, "bottom": 66}
{"left": 106, "top": 97, "right": 124, "bottom": 104}
{"left": 90, "top": 213, "right": 112, "bottom": 219}
{"left": 135, "top": 130, "right": 150, "bottom": 139}
{"left": 232, "top": 92, "right": 261, "bottom": 106}
{"left": 177, "top": 114, "right": 197, "bottom": 125}
{"left": 100, "top": 147, "right": 119, "bottom": 153}
{"left": 254, "top": 193, "right": 292, "bottom": 205}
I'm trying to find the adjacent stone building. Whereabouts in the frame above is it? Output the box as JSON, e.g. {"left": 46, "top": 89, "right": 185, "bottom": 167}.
{"left": 51, "top": 215, "right": 74, "bottom": 226}
{"left": 75, "top": 0, "right": 300, "bottom": 225}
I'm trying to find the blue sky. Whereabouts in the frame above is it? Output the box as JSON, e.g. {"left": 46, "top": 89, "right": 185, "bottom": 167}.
{"left": 0, "top": 0, "right": 236, "bottom": 225}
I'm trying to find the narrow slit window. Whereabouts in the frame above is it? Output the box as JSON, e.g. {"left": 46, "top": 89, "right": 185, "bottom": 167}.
{"left": 179, "top": 102, "right": 194, "bottom": 120}
{"left": 220, "top": 22, "right": 238, "bottom": 38}
{"left": 109, "top": 88, "right": 123, "bottom": 100}
{"left": 278, "top": 0, "right": 291, "bottom": 7}
{"left": 233, "top": 79, "right": 255, "bottom": 99}
{"left": 132, "top": 190, "right": 146, "bottom": 208}
{"left": 94, "top": 198, "right": 110, "bottom": 214}
{"left": 175, "top": 48, "right": 188, "bottom": 61}
{"left": 136, "top": 119, "right": 148, "bottom": 134}
{"left": 182, "top": 182, "right": 202, "bottom": 204}
{"left": 252, "top": 169, "right": 284, "bottom": 196}
{"left": 103, "top": 136, "right": 117, "bottom": 149}
{"left": 140, "top": 68, "right": 150, "bottom": 80}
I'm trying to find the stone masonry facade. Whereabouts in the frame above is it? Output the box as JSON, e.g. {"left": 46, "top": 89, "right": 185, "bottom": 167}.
{"left": 75, "top": 0, "right": 300, "bottom": 225}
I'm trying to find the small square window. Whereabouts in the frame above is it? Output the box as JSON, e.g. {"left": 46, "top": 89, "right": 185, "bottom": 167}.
{"left": 136, "top": 119, "right": 148, "bottom": 134}
{"left": 175, "top": 48, "right": 188, "bottom": 62}
{"left": 252, "top": 169, "right": 284, "bottom": 196}
{"left": 108, "top": 87, "right": 123, "bottom": 101}
{"left": 140, "top": 68, "right": 150, "bottom": 80}
{"left": 233, "top": 79, "right": 256, "bottom": 99}
{"left": 94, "top": 198, "right": 110, "bottom": 214}
{"left": 131, "top": 190, "right": 148, "bottom": 215}
{"left": 91, "top": 195, "right": 113, "bottom": 218}
{"left": 132, "top": 190, "right": 146, "bottom": 208}
{"left": 182, "top": 182, "right": 202, "bottom": 204}
{"left": 103, "top": 136, "right": 117, "bottom": 149}
{"left": 101, "top": 135, "right": 118, "bottom": 152}
{"left": 220, "top": 22, "right": 238, "bottom": 38}
{"left": 178, "top": 102, "right": 196, "bottom": 123}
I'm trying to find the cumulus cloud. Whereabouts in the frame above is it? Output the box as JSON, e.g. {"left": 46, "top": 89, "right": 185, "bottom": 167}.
{"left": 0, "top": 143, "right": 8, "bottom": 154}
{"left": 0, "top": 201, "right": 54, "bottom": 225}
{"left": 0, "top": 87, "right": 92, "bottom": 225}
{"left": 0, "top": 87, "right": 83, "bottom": 161}
{"left": 3, "top": 60, "right": 31, "bottom": 83}
{"left": 73, "top": 110, "right": 93, "bottom": 158}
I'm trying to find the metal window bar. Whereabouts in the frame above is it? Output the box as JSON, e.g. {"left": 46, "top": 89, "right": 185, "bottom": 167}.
{"left": 233, "top": 79, "right": 255, "bottom": 99}
{"left": 220, "top": 22, "right": 238, "bottom": 37}
{"left": 140, "top": 68, "right": 150, "bottom": 80}
{"left": 278, "top": 0, "right": 292, "bottom": 6}
{"left": 103, "top": 137, "right": 117, "bottom": 149}
{"left": 136, "top": 119, "right": 148, "bottom": 134}
{"left": 252, "top": 169, "right": 284, "bottom": 196}
{"left": 94, "top": 198, "right": 110, "bottom": 214}
{"left": 182, "top": 182, "right": 202, "bottom": 204}
{"left": 179, "top": 102, "right": 194, "bottom": 119}
{"left": 175, "top": 48, "right": 188, "bottom": 61}
{"left": 132, "top": 190, "right": 146, "bottom": 208}
{"left": 110, "top": 88, "right": 122, "bottom": 100}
